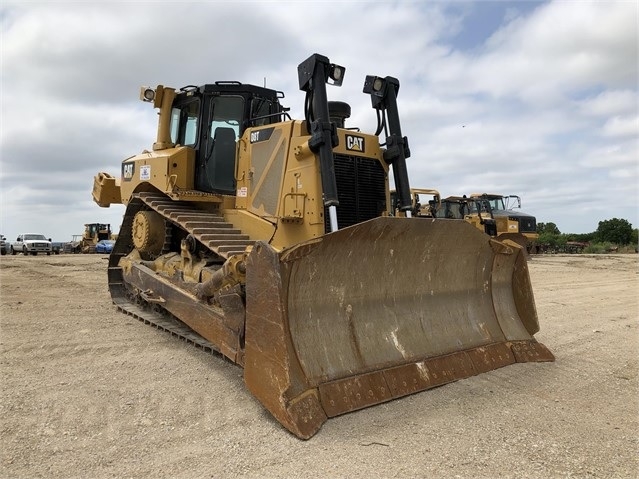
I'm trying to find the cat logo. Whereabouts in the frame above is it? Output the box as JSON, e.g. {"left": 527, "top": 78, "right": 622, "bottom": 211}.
{"left": 345, "top": 134, "right": 365, "bottom": 152}
{"left": 122, "top": 162, "right": 134, "bottom": 181}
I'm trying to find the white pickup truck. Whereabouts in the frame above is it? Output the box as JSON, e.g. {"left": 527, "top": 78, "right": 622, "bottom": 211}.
{"left": 11, "top": 234, "right": 53, "bottom": 256}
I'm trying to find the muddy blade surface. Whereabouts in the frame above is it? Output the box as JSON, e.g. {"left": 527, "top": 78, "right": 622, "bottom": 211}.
{"left": 243, "top": 217, "right": 553, "bottom": 439}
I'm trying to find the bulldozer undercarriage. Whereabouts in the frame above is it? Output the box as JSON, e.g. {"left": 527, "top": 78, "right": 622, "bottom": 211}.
{"left": 108, "top": 191, "right": 554, "bottom": 439}
{"left": 109, "top": 191, "right": 250, "bottom": 363}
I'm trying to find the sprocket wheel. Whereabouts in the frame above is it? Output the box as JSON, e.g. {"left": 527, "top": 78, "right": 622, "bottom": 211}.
{"left": 132, "top": 210, "right": 165, "bottom": 259}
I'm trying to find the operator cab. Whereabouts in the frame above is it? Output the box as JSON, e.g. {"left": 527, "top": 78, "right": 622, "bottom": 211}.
{"left": 169, "top": 82, "right": 286, "bottom": 195}
{"left": 469, "top": 194, "right": 522, "bottom": 213}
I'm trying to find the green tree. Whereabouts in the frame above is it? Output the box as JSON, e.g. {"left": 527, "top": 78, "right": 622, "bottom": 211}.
{"left": 538, "top": 222, "right": 561, "bottom": 235}
{"left": 595, "top": 218, "right": 633, "bottom": 245}
{"left": 567, "top": 232, "right": 595, "bottom": 243}
{"left": 538, "top": 232, "right": 566, "bottom": 250}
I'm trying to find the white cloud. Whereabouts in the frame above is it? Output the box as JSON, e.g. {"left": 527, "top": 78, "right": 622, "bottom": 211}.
{"left": 602, "top": 115, "right": 639, "bottom": 138}
{"left": 0, "top": 0, "right": 637, "bottom": 239}
{"left": 578, "top": 89, "right": 638, "bottom": 117}
{"left": 429, "top": 1, "right": 637, "bottom": 104}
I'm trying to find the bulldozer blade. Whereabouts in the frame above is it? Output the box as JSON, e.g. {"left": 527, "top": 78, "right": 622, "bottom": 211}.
{"left": 243, "top": 217, "right": 553, "bottom": 439}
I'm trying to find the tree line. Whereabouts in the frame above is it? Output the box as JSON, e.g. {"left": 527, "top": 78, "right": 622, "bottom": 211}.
{"left": 537, "top": 218, "right": 638, "bottom": 253}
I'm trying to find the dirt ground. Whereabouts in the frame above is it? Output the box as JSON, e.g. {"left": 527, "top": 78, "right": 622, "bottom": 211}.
{"left": 0, "top": 253, "right": 637, "bottom": 479}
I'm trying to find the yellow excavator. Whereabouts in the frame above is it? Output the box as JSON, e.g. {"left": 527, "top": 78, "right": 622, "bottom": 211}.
{"left": 92, "top": 54, "right": 553, "bottom": 439}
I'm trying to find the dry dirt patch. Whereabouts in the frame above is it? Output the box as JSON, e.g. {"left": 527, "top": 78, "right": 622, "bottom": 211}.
{"left": 1, "top": 254, "right": 637, "bottom": 478}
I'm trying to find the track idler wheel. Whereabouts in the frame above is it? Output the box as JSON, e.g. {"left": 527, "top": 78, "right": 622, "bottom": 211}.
{"left": 132, "top": 210, "right": 165, "bottom": 259}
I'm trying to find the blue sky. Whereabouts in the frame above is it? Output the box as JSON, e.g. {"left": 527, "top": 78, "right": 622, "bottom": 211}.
{"left": 1, "top": 1, "right": 637, "bottom": 241}
{"left": 448, "top": 2, "right": 541, "bottom": 50}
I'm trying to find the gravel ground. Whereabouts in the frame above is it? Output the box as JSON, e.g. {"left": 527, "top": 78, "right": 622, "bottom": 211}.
{"left": 0, "top": 253, "right": 637, "bottom": 478}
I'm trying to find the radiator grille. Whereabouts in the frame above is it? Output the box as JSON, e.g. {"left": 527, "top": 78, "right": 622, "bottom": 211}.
{"left": 324, "top": 155, "right": 386, "bottom": 232}
{"left": 511, "top": 215, "right": 537, "bottom": 233}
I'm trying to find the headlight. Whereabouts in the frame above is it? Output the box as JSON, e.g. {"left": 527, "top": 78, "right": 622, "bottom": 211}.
{"left": 329, "top": 64, "right": 345, "bottom": 86}
{"left": 363, "top": 75, "right": 386, "bottom": 95}
{"left": 140, "top": 86, "right": 155, "bottom": 102}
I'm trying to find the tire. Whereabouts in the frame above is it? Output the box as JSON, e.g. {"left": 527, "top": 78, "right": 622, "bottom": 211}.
{"left": 0, "top": 248, "right": 6, "bottom": 256}
{"left": 23, "top": 247, "right": 28, "bottom": 255}
{"left": 31, "top": 252, "right": 37, "bottom": 256}
{"left": 47, "top": 252, "right": 51, "bottom": 256}
{"left": 11, "top": 247, "right": 16, "bottom": 255}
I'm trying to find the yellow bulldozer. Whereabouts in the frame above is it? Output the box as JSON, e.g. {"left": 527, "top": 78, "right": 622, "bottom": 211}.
{"left": 391, "top": 188, "right": 441, "bottom": 217}
{"left": 92, "top": 54, "right": 553, "bottom": 439}
{"left": 69, "top": 223, "right": 114, "bottom": 253}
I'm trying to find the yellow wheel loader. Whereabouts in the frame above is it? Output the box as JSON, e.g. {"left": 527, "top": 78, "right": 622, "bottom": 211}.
{"left": 92, "top": 54, "right": 553, "bottom": 439}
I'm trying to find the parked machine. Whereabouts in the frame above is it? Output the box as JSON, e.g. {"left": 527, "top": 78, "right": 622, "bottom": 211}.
{"left": 92, "top": 54, "right": 553, "bottom": 439}
{"left": 391, "top": 188, "right": 441, "bottom": 217}
{"left": 424, "top": 193, "right": 538, "bottom": 253}
{"left": 465, "top": 194, "right": 539, "bottom": 252}
{"left": 69, "top": 223, "right": 113, "bottom": 253}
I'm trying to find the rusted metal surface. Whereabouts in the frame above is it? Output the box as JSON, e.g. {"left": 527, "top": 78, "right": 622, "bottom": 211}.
{"left": 110, "top": 200, "right": 554, "bottom": 440}
{"left": 318, "top": 340, "right": 546, "bottom": 418}
{"left": 242, "top": 218, "right": 554, "bottom": 439}
{"left": 244, "top": 241, "right": 327, "bottom": 439}
{"left": 107, "top": 193, "right": 247, "bottom": 364}
{"left": 510, "top": 339, "right": 555, "bottom": 362}
{"left": 122, "top": 262, "right": 243, "bottom": 363}
{"left": 283, "top": 218, "right": 535, "bottom": 384}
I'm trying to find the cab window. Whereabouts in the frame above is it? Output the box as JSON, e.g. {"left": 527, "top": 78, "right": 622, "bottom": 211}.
{"left": 210, "top": 96, "right": 244, "bottom": 140}
{"left": 251, "top": 97, "right": 277, "bottom": 126}
{"left": 170, "top": 99, "right": 200, "bottom": 146}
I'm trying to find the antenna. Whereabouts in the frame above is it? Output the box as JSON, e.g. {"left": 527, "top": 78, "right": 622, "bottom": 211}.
{"left": 264, "top": 77, "right": 267, "bottom": 87}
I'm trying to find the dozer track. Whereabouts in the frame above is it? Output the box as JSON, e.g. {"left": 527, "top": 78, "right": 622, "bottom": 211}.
{"left": 107, "top": 191, "right": 252, "bottom": 356}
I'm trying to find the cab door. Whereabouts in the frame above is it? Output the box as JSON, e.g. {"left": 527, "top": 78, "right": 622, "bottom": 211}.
{"left": 195, "top": 95, "right": 244, "bottom": 195}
